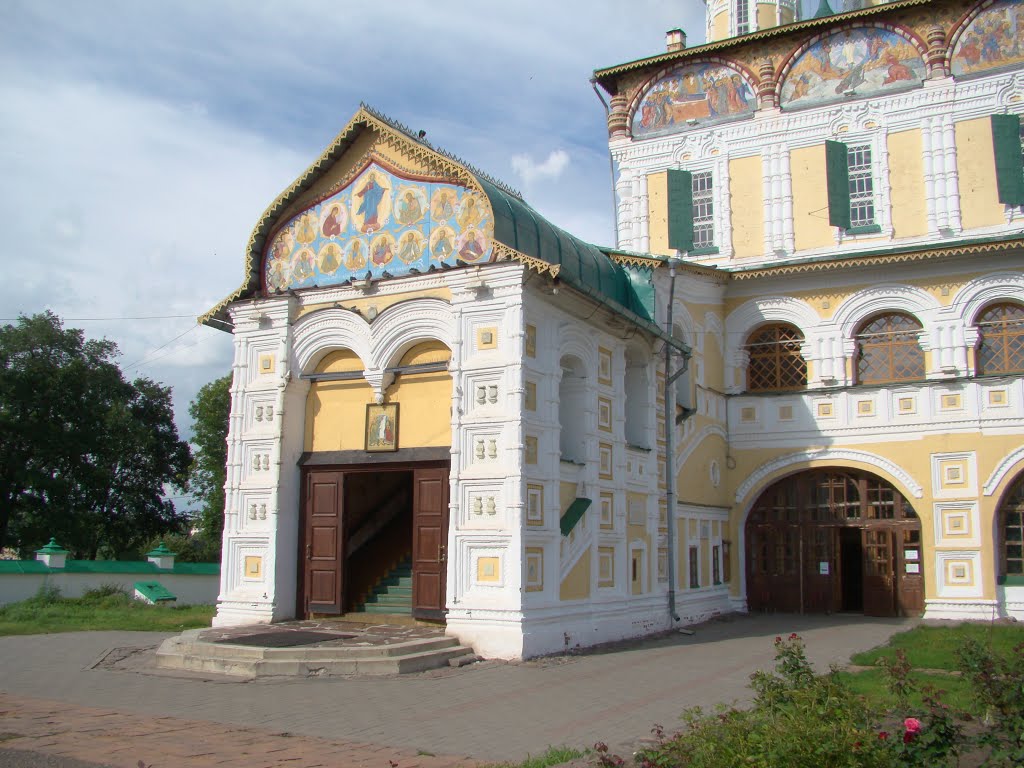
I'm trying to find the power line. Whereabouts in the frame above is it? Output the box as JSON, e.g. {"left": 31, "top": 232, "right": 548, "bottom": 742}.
{"left": 124, "top": 325, "right": 199, "bottom": 370}
{"left": 0, "top": 314, "right": 196, "bottom": 322}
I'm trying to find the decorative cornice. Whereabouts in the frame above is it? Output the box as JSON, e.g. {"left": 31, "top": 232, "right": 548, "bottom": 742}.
{"left": 983, "top": 446, "right": 1024, "bottom": 497}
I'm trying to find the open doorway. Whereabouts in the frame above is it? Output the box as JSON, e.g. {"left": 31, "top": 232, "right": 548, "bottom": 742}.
{"left": 839, "top": 527, "right": 863, "bottom": 612}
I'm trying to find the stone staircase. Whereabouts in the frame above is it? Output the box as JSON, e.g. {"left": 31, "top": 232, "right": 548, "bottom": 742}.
{"left": 355, "top": 557, "right": 412, "bottom": 615}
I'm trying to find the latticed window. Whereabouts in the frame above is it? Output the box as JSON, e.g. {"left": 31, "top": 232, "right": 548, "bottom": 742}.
{"left": 735, "top": 0, "right": 750, "bottom": 35}
{"left": 848, "top": 144, "right": 876, "bottom": 227}
{"left": 1002, "top": 475, "right": 1024, "bottom": 579}
{"left": 976, "top": 303, "right": 1024, "bottom": 375}
{"left": 855, "top": 313, "right": 924, "bottom": 384}
{"left": 693, "top": 171, "right": 715, "bottom": 250}
{"left": 746, "top": 324, "right": 807, "bottom": 391}
{"left": 809, "top": 473, "right": 860, "bottom": 522}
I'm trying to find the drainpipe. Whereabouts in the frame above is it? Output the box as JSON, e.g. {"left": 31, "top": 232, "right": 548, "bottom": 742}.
{"left": 590, "top": 79, "right": 620, "bottom": 247}
{"left": 664, "top": 253, "right": 683, "bottom": 623}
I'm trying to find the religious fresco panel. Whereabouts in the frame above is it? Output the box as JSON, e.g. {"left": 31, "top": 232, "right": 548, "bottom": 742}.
{"left": 631, "top": 62, "right": 755, "bottom": 138}
{"left": 263, "top": 162, "right": 494, "bottom": 293}
{"left": 780, "top": 28, "right": 925, "bottom": 110}
{"left": 951, "top": 0, "right": 1024, "bottom": 78}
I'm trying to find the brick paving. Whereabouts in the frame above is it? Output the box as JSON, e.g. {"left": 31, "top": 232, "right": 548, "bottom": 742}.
{"left": 0, "top": 614, "right": 916, "bottom": 766}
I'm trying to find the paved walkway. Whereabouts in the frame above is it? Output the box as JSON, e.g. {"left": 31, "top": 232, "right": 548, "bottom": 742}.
{"left": 0, "top": 614, "right": 914, "bottom": 766}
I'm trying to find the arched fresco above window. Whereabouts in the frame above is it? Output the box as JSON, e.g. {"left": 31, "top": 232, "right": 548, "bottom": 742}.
{"left": 263, "top": 161, "right": 493, "bottom": 294}
{"left": 631, "top": 62, "right": 755, "bottom": 138}
{"left": 780, "top": 27, "right": 925, "bottom": 110}
{"left": 951, "top": 0, "right": 1024, "bottom": 78}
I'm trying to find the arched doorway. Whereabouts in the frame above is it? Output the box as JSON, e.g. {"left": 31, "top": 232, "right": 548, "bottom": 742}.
{"left": 745, "top": 468, "right": 923, "bottom": 617}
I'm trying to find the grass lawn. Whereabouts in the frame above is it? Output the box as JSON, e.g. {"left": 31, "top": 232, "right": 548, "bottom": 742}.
{"left": 849, "top": 622, "right": 1024, "bottom": 670}
{"left": 0, "top": 586, "right": 215, "bottom": 636}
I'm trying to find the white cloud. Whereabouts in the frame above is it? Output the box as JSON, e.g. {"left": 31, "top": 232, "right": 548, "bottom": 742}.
{"left": 510, "top": 150, "right": 571, "bottom": 186}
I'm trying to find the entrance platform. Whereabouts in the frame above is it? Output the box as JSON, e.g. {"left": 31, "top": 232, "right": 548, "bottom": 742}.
{"left": 155, "top": 618, "right": 477, "bottom": 678}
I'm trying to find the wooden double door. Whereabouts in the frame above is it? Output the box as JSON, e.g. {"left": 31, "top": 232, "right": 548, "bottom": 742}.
{"left": 300, "top": 464, "right": 449, "bottom": 621}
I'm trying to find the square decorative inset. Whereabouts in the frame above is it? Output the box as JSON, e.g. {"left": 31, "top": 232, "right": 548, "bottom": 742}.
{"left": 658, "top": 501, "right": 668, "bottom": 530}
{"left": 856, "top": 399, "right": 874, "bottom": 416}
{"left": 524, "top": 381, "right": 537, "bottom": 412}
{"left": 258, "top": 353, "right": 275, "bottom": 374}
{"left": 945, "top": 560, "right": 971, "bottom": 585}
{"left": 600, "top": 492, "right": 614, "bottom": 529}
{"left": 477, "top": 556, "right": 501, "bottom": 583}
{"left": 944, "top": 464, "right": 963, "bottom": 484}
{"left": 244, "top": 556, "right": 262, "bottom": 579}
{"left": 987, "top": 389, "right": 1007, "bottom": 407}
{"left": 935, "top": 550, "right": 983, "bottom": 597}
{"left": 598, "top": 347, "right": 613, "bottom": 386}
{"left": 897, "top": 396, "right": 915, "bottom": 415}
{"left": 524, "top": 436, "right": 538, "bottom": 465}
{"left": 740, "top": 407, "right": 756, "bottom": 423}
{"left": 477, "top": 326, "right": 498, "bottom": 350}
{"left": 940, "top": 393, "right": 962, "bottom": 410}
{"left": 599, "top": 443, "right": 614, "bottom": 480}
{"left": 657, "top": 547, "right": 668, "bottom": 582}
{"left": 816, "top": 402, "right": 834, "bottom": 418}
{"left": 524, "top": 324, "right": 537, "bottom": 358}
{"left": 525, "top": 548, "right": 543, "bottom": 591}
{"left": 934, "top": 502, "right": 979, "bottom": 547}
{"left": 526, "top": 484, "right": 544, "bottom": 526}
{"left": 598, "top": 546, "right": 615, "bottom": 587}
{"left": 931, "top": 452, "right": 977, "bottom": 498}
{"left": 778, "top": 405, "right": 793, "bottom": 421}
{"left": 598, "top": 396, "right": 612, "bottom": 432}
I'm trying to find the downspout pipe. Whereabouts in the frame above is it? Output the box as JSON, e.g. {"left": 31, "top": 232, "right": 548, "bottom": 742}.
{"left": 590, "top": 78, "right": 620, "bottom": 247}
{"left": 664, "top": 252, "right": 687, "bottom": 624}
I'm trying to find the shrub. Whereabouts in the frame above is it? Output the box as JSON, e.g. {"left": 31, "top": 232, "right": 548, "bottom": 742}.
{"left": 956, "top": 637, "right": 1024, "bottom": 766}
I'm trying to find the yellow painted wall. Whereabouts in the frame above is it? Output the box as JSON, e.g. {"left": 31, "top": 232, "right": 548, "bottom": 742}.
{"left": 791, "top": 145, "right": 834, "bottom": 251}
{"left": 560, "top": 481, "right": 577, "bottom": 515}
{"left": 647, "top": 171, "right": 670, "bottom": 257}
{"left": 317, "top": 349, "right": 365, "bottom": 373}
{"left": 756, "top": 4, "right": 777, "bottom": 31}
{"left": 888, "top": 130, "right": 928, "bottom": 238}
{"left": 956, "top": 118, "right": 1005, "bottom": 230}
{"left": 627, "top": 492, "right": 652, "bottom": 592}
{"left": 711, "top": 10, "right": 729, "bottom": 42}
{"left": 729, "top": 155, "right": 764, "bottom": 258}
{"left": 676, "top": 433, "right": 730, "bottom": 508}
{"left": 560, "top": 547, "right": 591, "bottom": 600}
{"left": 387, "top": 371, "right": 452, "bottom": 447}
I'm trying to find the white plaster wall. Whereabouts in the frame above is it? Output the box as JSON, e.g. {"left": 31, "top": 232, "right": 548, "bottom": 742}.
{"left": 0, "top": 572, "right": 219, "bottom": 606}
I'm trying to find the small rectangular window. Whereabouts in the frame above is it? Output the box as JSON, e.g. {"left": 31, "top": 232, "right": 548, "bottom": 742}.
{"left": 723, "top": 540, "right": 732, "bottom": 583}
{"left": 847, "top": 144, "right": 875, "bottom": 227}
{"left": 692, "top": 171, "right": 715, "bottom": 249}
{"left": 736, "top": 0, "right": 750, "bottom": 35}
{"left": 689, "top": 546, "right": 700, "bottom": 589}
{"left": 713, "top": 544, "right": 721, "bottom": 584}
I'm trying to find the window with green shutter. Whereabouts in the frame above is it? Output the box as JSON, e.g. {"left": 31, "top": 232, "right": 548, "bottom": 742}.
{"left": 991, "top": 114, "right": 1024, "bottom": 206}
{"left": 667, "top": 169, "right": 694, "bottom": 252}
{"left": 825, "top": 140, "right": 851, "bottom": 229}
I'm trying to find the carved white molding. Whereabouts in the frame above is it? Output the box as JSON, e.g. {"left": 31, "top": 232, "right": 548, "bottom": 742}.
{"left": 832, "top": 283, "right": 940, "bottom": 339}
{"left": 983, "top": 446, "right": 1024, "bottom": 498}
{"left": 735, "top": 448, "right": 924, "bottom": 505}
{"left": 950, "top": 272, "right": 1024, "bottom": 326}
{"left": 675, "top": 424, "right": 728, "bottom": 472}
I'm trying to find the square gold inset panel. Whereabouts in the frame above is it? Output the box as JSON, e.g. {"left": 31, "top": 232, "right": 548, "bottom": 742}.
{"left": 940, "top": 393, "right": 962, "bottom": 410}
{"left": 525, "top": 548, "right": 543, "bottom": 591}
{"left": 988, "top": 389, "right": 1007, "bottom": 407}
{"left": 946, "top": 560, "right": 972, "bottom": 585}
{"left": 856, "top": 399, "right": 874, "bottom": 416}
{"left": 943, "top": 509, "right": 971, "bottom": 537}
{"left": 657, "top": 547, "right": 668, "bottom": 582}
{"left": 656, "top": 372, "right": 666, "bottom": 403}
{"left": 658, "top": 501, "right": 668, "bottom": 530}
{"left": 898, "top": 397, "right": 915, "bottom": 414}
{"left": 477, "top": 556, "right": 500, "bottom": 583}
{"left": 778, "top": 405, "right": 793, "bottom": 421}
{"left": 599, "top": 491, "right": 614, "bottom": 529}
{"left": 526, "top": 484, "right": 544, "bottom": 526}
{"left": 598, "top": 396, "right": 613, "bottom": 432}
{"left": 599, "top": 443, "right": 614, "bottom": 480}
{"left": 524, "top": 381, "right": 537, "bottom": 412}
{"left": 740, "top": 407, "right": 756, "bottom": 423}
{"left": 598, "top": 347, "right": 613, "bottom": 385}
{"left": 244, "top": 555, "right": 262, "bottom": 579}
{"left": 524, "top": 324, "right": 537, "bottom": 358}
{"left": 524, "top": 436, "right": 538, "bottom": 465}
{"left": 258, "top": 353, "right": 274, "bottom": 374}
{"left": 477, "top": 327, "right": 498, "bottom": 350}
{"left": 817, "top": 402, "right": 834, "bottom": 418}
{"left": 598, "top": 546, "right": 615, "bottom": 587}
{"left": 943, "top": 462, "right": 965, "bottom": 485}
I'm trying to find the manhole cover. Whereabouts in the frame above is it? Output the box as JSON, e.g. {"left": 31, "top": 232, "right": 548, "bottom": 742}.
{"left": 217, "top": 630, "right": 355, "bottom": 648}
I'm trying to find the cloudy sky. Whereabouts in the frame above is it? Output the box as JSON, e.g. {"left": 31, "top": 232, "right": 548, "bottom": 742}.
{"left": 1, "top": 1, "right": 722, "bottom": 442}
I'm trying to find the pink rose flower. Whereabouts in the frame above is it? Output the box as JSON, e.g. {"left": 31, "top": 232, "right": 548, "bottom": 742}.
{"left": 904, "top": 717, "right": 922, "bottom": 734}
{"left": 878, "top": 731, "right": 889, "bottom": 740}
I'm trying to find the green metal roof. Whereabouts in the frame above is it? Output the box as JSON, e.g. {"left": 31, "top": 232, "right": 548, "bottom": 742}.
{"left": 0, "top": 560, "right": 219, "bottom": 576}
{"left": 478, "top": 178, "right": 654, "bottom": 321}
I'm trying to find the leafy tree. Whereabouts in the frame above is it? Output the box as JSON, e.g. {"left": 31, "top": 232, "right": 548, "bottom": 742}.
{"left": 0, "top": 312, "right": 192, "bottom": 557}
{"left": 187, "top": 373, "right": 231, "bottom": 555}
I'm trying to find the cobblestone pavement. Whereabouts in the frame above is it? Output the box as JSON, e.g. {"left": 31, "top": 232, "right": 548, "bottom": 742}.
{"left": 0, "top": 613, "right": 915, "bottom": 766}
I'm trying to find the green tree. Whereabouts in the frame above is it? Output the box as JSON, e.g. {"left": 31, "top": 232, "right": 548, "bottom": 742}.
{"left": 0, "top": 312, "right": 192, "bottom": 557}
{"left": 187, "top": 373, "right": 231, "bottom": 555}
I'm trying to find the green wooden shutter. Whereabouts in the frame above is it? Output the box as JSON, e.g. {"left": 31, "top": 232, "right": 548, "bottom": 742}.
{"left": 825, "top": 140, "right": 851, "bottom": 229}
{"left": 667, "top": 169, "right": 694, "bottom": 252}
{"left": 991, "top": 114, "right": 1024, "bottom": 206}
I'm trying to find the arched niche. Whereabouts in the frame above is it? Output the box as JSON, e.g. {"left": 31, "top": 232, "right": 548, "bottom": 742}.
{"left": 630, "top": 60, "right": 756, "bottom": 138}
{"left": 950, "top": 0, "right": 1024, "bottom": 79}
{"left": 779, "top": 26, "right": 926, "bottom": 110}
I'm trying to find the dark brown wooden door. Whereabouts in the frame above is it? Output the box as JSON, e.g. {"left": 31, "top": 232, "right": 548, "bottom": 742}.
{"left": 862, "top": 528, "right": 896, "bottom": 617}
{"left": 303, "top": 470, "right": 344, "bottom": 616}
{"left": 411, "top": 466, "right": 449, "bottom": 620}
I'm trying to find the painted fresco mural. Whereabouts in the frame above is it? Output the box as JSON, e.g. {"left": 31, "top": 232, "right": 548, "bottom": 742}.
{"left": 632, "top": 62, "right": 755, "bottom": 137}
{"left": 780, "top": 28, "right": 925, "bottom": 110}
{"left": 951, "top": 0, "right": 1024, "bottom": 78}
{"left": 263, "top": 162, "right": 493, "bottom": 293}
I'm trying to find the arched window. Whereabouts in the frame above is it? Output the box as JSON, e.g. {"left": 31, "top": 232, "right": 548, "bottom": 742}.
{"left": 855, "top": 312, "right": 924, "bottom": 385}
{"left": 559, "top": 355, "right": 587, "bottom": 463}
{"left": 976, "top": 303, "right": 1024, "bottom": 376}
{"left": 624, "top": 345, "right": 650, "bottom": 448}
{"left": 1000, "top": 474, "right": 1024, "bottom": 583}
{"left": 745, "top": 323, "right": 807, "bottom": 391}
